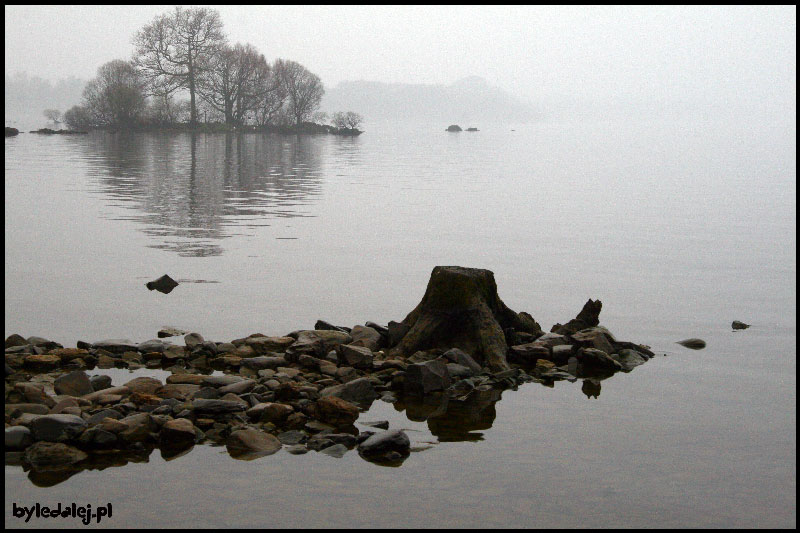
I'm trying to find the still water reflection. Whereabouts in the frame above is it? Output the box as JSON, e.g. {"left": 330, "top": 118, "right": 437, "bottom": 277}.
{"left": 82, "top": 133, "right": 330, "bottom": 256}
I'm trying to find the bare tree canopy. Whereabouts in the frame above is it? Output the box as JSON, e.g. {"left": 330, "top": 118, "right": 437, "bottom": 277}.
{"left": 276, "top": 59, "right": 324, "bottom": 126}
{"left": 332, "top": 111, "right": 363, "bottom": 130}
{"left": 82, "top": 59, "right": 147, "bottom": 127}
{"left": 43, "top": 109, "right": 61, "bottom": 123}
{"left": 133, "top": 6, "right": 227, "bottom": 126}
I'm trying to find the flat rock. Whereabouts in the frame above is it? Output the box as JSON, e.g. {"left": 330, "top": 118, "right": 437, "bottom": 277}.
{"left": 54, "top": 371, "right": 94, "bottom": 397}
{"left": 677, "top": 338, "right": 706, "bottom": 350}
{"left": 226, "top": 429, "right": 282, "bottom": 459}
{"left": 29, "top": 414, "right": 88, "bottom": 442}
{"left": 357, "top": 429, "right": 411, "bottom": 462}
{"left": 24, "top": 442, "right": 87, "bottom": 468}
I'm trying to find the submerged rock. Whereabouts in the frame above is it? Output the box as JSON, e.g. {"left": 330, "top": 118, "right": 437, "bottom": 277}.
{"left": 146, "top": 274, "right": 179, "bottom": 294}
{"left": 677, "top": 338, "right": 706, "bottom": 350}
{"left": 357, "top": 429, "right": 411, "bottom": 463}
{"left": 731, "top": 320, "right": 750, "bottom": 330}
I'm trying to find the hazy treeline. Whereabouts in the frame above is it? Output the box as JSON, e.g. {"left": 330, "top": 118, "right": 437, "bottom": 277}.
{"left": 62, "top": 7, "right": 361, "bottom": 132}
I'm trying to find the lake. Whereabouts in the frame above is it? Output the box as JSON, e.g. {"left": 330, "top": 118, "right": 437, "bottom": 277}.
{"left": 4, "top": 116, "right": 796, "bottom": 527}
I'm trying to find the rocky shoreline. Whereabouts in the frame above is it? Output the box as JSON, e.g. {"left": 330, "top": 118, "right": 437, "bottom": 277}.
{"left": 6, "top": 266, "right": 656, "bottom": 481}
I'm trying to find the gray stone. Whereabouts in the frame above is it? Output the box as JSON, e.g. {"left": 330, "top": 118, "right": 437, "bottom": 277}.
{"left": 320, "top": 443, "right": 349, "bottom": 457}
{"left": 615, "top": 349, "right": 648, "bottom": 372}
{"left": 54, "top": 371, "right": 94, "bottom": 397}
{"left": 336, "top": 344, "right": 374, "bottom": 369}
{"left": 240, "top": 356, "right": 287, "bottom": 370}
{"left": 137, "top": 339, "right": 169, "bottom": 353}
{"left": 29, "top": 414, "right": 88, "bottom": 442}
{"left": 357, "top": 429, "right": 411, "bottom": 461}
{"left": 5, "top": 426, "right": 34, "bottom": 450}
{"left": 24, "top": 442, "right": 87, "bottom": 467}
{"left": 146, "top": 274, "right": 179, "bottom": 294}
{"left": 219, "top": 379, "right": 256, "bottom": 395}
{"left": 226, "top": 429, "right": 282, "bottom": 458}
{"left": 90, "top": 375, "right": 112, "bottom": 392}
{"left": 404, "top": 359, "right": 451, "bottom": 395}
{"left": 349, "top": 325, "right": 382, "bottom": 351}
{"left": 320, "top": 377, "right": 378, "bottom": 406}
{"left": 277, "top": 430, "right": 307, "bottom": 445}
{"left": 192, "top": 399, "right": 247, "bottom": 414}
{"left": 677, "top": 338, "right": 706, "bottom": 350}
{"left": 184, "top": 332, "right": 204, "bottom": 349}
{"left": 732, "top": 321, "right": 750, "bottom": 330}
{"left": 93, "top": 339, "right": 139, "bottom": 354}
{"left": 442, "top": 348, "right": 482, "bottom": 373}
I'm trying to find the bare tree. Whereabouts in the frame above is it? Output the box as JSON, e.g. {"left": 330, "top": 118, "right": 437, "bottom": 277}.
{"left": 63, "top": 105, "right": 92, "bottom": 130}
{"left": 276, "top": 59, "right": 324, "bottom": 126}
{"left": 253, "top": 59, "right": 288, "bottom": 126}
{"left": 82, "top": 59, "right": 147, "bottom": 127}
{"left": 43, "top": 109, "right": 61, "bottom": 124}
{"left": 133, "top": 6, "right": 226, "bottom": 126}
{"left": 198, "top": 43, "right": 268, "bottom": 125}
{"left": 344, "top": 111, "right": 363, "bottom": 130}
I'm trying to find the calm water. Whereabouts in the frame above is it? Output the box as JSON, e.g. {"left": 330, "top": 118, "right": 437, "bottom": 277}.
{"left": 5, "top": 118, "right": 796, "bottom": 527}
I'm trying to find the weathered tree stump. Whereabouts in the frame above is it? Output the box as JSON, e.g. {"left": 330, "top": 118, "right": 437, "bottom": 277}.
{"left": 388, "top": 266, "right": 542, "bottom": 371}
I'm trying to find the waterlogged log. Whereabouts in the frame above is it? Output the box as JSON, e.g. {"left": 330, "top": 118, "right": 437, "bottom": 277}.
{"left": 389, "top": 266, "right": 542, "bottom": 371}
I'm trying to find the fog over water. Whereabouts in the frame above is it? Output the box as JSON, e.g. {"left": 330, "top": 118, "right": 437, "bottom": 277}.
{"left": 4, "top": 5, "right": 796, "bottom": 529}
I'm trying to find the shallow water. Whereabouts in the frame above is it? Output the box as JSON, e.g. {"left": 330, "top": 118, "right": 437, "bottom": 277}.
{"left": 4, "top": 118, "right": 796, "bottom": 527}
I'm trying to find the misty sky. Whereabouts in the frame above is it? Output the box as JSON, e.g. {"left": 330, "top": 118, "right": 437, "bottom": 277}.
{"left": 4, "top": 5, "right": 796, "bottom": 112}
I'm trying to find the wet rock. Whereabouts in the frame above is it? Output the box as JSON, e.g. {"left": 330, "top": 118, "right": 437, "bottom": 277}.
{"left": 576, "top": 348, "right": 622, "bottom": 372}
{"left": 158, "top": 327, "right": 187, "bottom": 338}
{"left": 277, "top": 430, "right": 307, "bottom": 445}
{"left": 320, "top": 443, "right": 349, "bottom": 457}
{"left": 509, "top": 342, "right": 550, "bottom": 364}
{"left": 219, "top": 379, "right": 256, "bottom": 395}
{"left": 159, "top": 418, "right": 199, "bottom": 447}
{"left": 445, "top": 363, "right": 474, "bottom": 380}
{"left": 86, "top": 409, "right": 123, "bottom": 426}
{"left": 226, "top": 429, "right": 281, "bottom": 459}
{"left": 357, "top": 429, "right": 411, "bottom": 462}
{"left": 570, "top": 328, "right": 615, "bottom": 354}
{"left": 245, "top": 336, "right": 295, "bottom": 354}
{"left": 446, "top": 124, "right": 462, "bottom": 132}
{"left": 336, "top": 344, "right": 374, "bottom": 369}
{"left": 320, "top": 377, "right": 378, "bottom": 406}
{"left": 614, "top": 349, "right": 648, "bottom": 372}
{"left": 54, "top": 371, "right": 93, "bottom": 397}
{"left": 732, "top": 320, "right": 750, "bottom": 330}
{"left": 146, "top": 274, "right": 179, "bottom": 294}
{"left": 137, "top": 339, "right": 169, "bottom": 353}
{"left": 286, "top": 444, "right": 308, "bottom": 454}
{"left": 7, "top": 403, "right": 50, "bottom": 416}
{"left": 442, "top": 348, "right": 482, "bottom": 374}
{"left": 308, "top": 396, "right": 360, "bottom": 427}
{"left": 118, "top": 413, "right": 158, "bottom": 443}
{"left": 314, "top": 320, "right": 351, "bottom": 333}
{"left": 5, "top": 333, "right": 28, "bottom": 348}
{"left": 404, "top": 359, "right": 451, "bottom": 395}
{"left": 184, "top": 332, "right": 204, "bottom": 349}
{"left": 6, "top": 426, "right": 34, "bottom": 450}
{"left": 551, "top": 299, "right": 603, "bottom": 336}
{"left": 23, "top": 354, "right": 61, "bottom": 371}
{"left": 24, "top": 442, "right": 87, "bottom": 468}
{"left": 27, "top": 336, "right": 63, "bottom": 351}
{"left": 124, "top": 376, "right": 163, "bottom": 395}
{"left": 677, "top": 338, "right": 706, "bottom": 350}
{"left": 192, "top": 399, "right": 247, "bottom": 415}
{"left": 29, "top": 414, "right": 88, "bottom": 442}
{"left": 155, "top": 384, "right": 200, "bottom": 400}
{"left": 389, "top": 266, "right": 542, "bottom": 371}
{"left": 240, "top": 355, "right": 287, "bottom": 370}
{"left": 349, "top": 325, "right": 382, "bottom": 351}
{"left": 203, "top": 375, "right": 245, "bottom": 388}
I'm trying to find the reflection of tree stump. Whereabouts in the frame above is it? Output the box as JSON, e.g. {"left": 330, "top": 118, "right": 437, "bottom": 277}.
{"left": 389, "top": 266, "right": 542, "bottom": 371}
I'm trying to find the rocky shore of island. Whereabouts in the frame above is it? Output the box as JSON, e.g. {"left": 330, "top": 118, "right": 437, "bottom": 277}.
{"left": 5, "top": 266, "right": 656, "bottom": 480}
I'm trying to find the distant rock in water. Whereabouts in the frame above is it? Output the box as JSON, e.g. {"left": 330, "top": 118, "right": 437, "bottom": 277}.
{"left": 146, "top": 274, "right": 179, "bottom": 294}
{"left": 446, "top": 125, "right": 462, "bottom": 132}
{"left": 28, "top": 128, "right": 87, "bottom": 135}
{"left": 5, "top": 127, "right": 20, "bottom": 137}
{"left": 677, "top": 338, "right": 706, "bottom": 350}
{"left": 466, "top": 127, "right": 479, "bottom": 132}
{"left": 731, "top": 321, "right": 750, "bottom": 330}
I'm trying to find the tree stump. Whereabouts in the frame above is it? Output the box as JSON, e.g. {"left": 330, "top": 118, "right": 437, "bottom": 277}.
{"left": 388, "top": 266, "right": 542, "bottom": 371}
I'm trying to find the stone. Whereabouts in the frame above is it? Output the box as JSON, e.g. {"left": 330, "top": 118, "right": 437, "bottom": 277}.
{"left": 336, "top": 344, "right": 374, "bottom": 369}
{"left": 732, "top": 321, "right": 750, "bottom": 330}
{"left": 146, "top": 274, "right": 179, "bottom": 294}
{"left": 446, "top": 363, "right": 474, "bottom": 380}
{"left": 219, "top": 379, "right": 256, "bottom": 395}
{"left": 23, "top": 354, "right": 61, "bottom": 371}
{"left": 320, "top": 377, "right": 378, "bottom": 406}
{"left": 388, "top": 266, "right": 542, "bottom": 371}
{"left": 192, "top": 399, "right": 247, "bottom": 415}
{"left": 93, "top": 339, "right": 139, "bottom": 354}
{"left": 509, "top": 342, "right": 550, "bottom": 364}
{"left": 349, "top": 325, "right": 382, "bottom": 351}
{"left": 90, "top": 375, "right": 112, "bottom": 392}
{"left": 184, "top": 332, "right": 204, "bottom": 349}
{"left": 442, "top": 348, "right": 482, "bottom": 373}
{"left": 7, "top": 403, "right": 50, "bottom": 416}
{"left": 5, "top": 333, "right": 28, "bottom": 349}
{"left": 159, "top": 418, "right": 198, "bottom": 447}
{"left": 6, "top": 426, "right": 34, "bottom": 450}
{"left": 308, "top": 396, "right": 360, "bottom": 427}
{"left": 24, "top": 442, "right": 87, "bottom": 468}
{"left": 166, "top": 374, "right": 206, "bottom": 385}
{"left": 226, "top": 429, "right": 282, "bottom": 459}
{"left": 570, "top": 328, "right": 615, "bottom": 355}
{"left": 54, "top": 371, "right": 94, "bottom": 397}
{"left": 576, "top": 348, "right": 623, "bottom": 372}
{"left": 361, "top": 420, "right": 389, "bottom": 430}
{"left": 286, "top": 444, "right": 308, "bottom": 455}
{"left": 677, "top": 338, "right": 706, "bottom": 350}
{"left": 155, "top": 384, "right": 200, "bottom": 400}
{"left": 320, "top": 443, "right": 349, "bottom": 458}
{"left": 404, "top": 359, "right": 451, "bottom": 395}
{"left": 86, "top": 409, "right": 123, "bottom": 425}
{"left": 137, "top": 339, "right": 169, "bottom": 353}
{"left": 277, "top": 430, "right": 307, "bottom": 445}
{"left": 203, "top": 375, "right": 245, "bottom": 387}
{"left": 446, "top": 124, "right": 463, "bottom": 132}
{"left": 240, "top": 356, "right": 287, "bottom": 370}
{"left": 124, "top": 376, "right": 163, "bottom": 395}
{"left": 615, "top": 349, "right": 648, "bottom": 372}
{"left": 245, "top": 336, "right": 295, "bottom": 353}
{"left": 551, "top": 299, "right": 603, "bottom": 336}
{"left": 29, "top": 414, "right": 88, "bottom": 442}
{"left": 357, "top": 429, "right": 411, "bottom": 462}
{"left": 314, "top": 320, "right": 351, "bottom": 333}
{"left": 158, "top": 327, "right": 187, "bottom": 338}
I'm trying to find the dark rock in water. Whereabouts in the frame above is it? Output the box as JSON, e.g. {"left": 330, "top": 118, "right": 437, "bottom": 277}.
{"left": 614, "top": 349, "right": 648, "bottom": 372}
{"left": 442, "top": 347, "right": 482, "bottom": 374}
{"left": 158, "top": 327, "right": 187, "bottom": 338}
{"left": 388, "top": 266, "right": 542, "bottom": 371}
{"left": 320, "top": 443, "right": 349, "bottom": 457}
{"left": 677, "top": 338, "right": 706, "bottom": 350}
{"left": 6, "top": 426, "right": 34, "bottom": 450}
{"left": 446, "top": 124, "right": 462, "bottom": 132}
{"left": 29, "top": 414, "right": 88, "bottom": 442}
{"left": 146, "top": 274, "right": 179, "bottom": 294}
{"left": 731, "top": 320, "right": 750, "bottom": 330}
{"left": 405, "top": 359, "right": 451, "bottom": 395}
{"left": 357, "top": 429, "right": 411, "bottom": 463}
{"left": 466, "top": 127, "right": 479, "bottom": 131}
{"left": 308, "top": 396, "right": 360, "bottom": 427}
{"left": 320, "top": 377, "right": 378, "bottom": 407}
{"left": 5, "top": 127, "right": 20, "bottom": 137}
{"left": 551, "top": 299, "right": 602, "bottom": 336}
{"left": 582, "top": 379, "right": 601, "bottom": 398}
{"left": 54, "top": 371, "right": 93, "bottom": 397}
{"left": 226, "top": 429, "right": 281, "bottom": 459}
{"left": 93, "top": 339, "right": 138, "bottom": 354}
{"left": 24, "top": 442, "right": 87, "bottom": 468}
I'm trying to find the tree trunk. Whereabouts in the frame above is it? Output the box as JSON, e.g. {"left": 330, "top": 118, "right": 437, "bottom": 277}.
{"left": 388, "top": 266, "right": 543, "bottom": 371}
